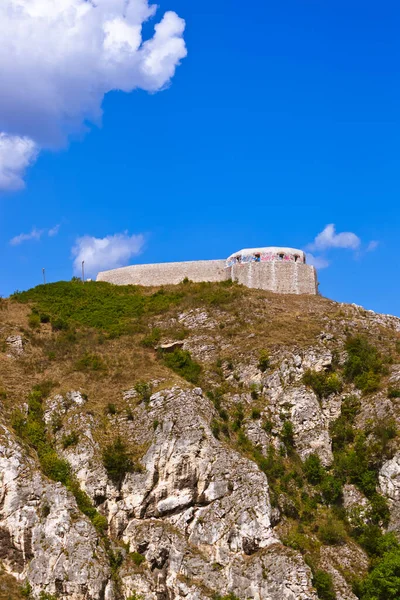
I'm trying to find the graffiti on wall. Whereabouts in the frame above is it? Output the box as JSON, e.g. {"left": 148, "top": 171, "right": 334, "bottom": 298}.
{"left": 226, "top": 251, "right": 305, "bottom": 268}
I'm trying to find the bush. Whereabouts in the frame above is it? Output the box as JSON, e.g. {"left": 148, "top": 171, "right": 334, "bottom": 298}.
{"left": 312, "top": 570, "right": 336, "bottom": 600}
{"left": 106, "top": 403, "right": 117, "bottom": 415}
{"left": 75, "top": 352, "right": 107, "bottom": 373}
{"left": 303, "top": 453, "right": 325, "bottom": 485}
{"left": 320, "top": 475, "right": 343, "bottom": 505}
{"left": 140, "top": 328, "right": 162, "bottom": 348}
{"left": 318, "top": 516, "right": 346, "bottom": 546}
{"left": 388, "top": 388, "right": 400, "bottom": 399}
{"left": 134, "top": 381, "right": 152, "bottom": 403}
{"left": 62, "top": 431, "right": 79, "bottom": 449}
{"left": 251, "top": 408, "right": 261, "bottom": 419}
{"left": 161, "top": 348, "right": 202, "bottom": 384}
{"left": 28, "top": 312, "right": 41, "bottom": 329}
{"left": 281, "top": 420, "right": 295, "bottom": 449}
{"left": 102, "top": 437, "right": 133, "bottom": 484}
{"left": 51, "top": 317, "right": 69, "bottom": 331}
{"left": 257, "top": 349, "right": 270, "bottom": 372}
{"left": 303, "top": 369, "right": 343, "bottom": 399}
{"left": 344, "top": 336, "right": 383, "bottom": 393}
{"left": 130, "top": 551, "right": 145, "bottom": 566}
{"left": 358, "top": 549, "right": 400, "bottom": 599}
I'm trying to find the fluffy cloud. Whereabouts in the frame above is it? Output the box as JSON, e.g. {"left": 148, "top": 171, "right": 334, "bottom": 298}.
{"left": 72, "top": 232, "right": 145, "bottom": 276}
{"left": 0, "top": 0, "right": 186, "bottom": 190}
{"left": 306, "top": 253, "right": 330, "bottom": 270}
{"left": 307, "top": 224, "right": 361, "bottom": 252}
{"left": 10, "top": 227, "right": 44, "bottom": 246}
{"left": 0, "top": 134, "right": 38, "bottom": 191}
{"left": 10, "top": 223, "right": 61, "bottom": 245}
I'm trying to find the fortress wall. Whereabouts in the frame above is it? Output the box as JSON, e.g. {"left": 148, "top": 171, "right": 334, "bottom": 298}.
{"left": 230, "top": 261, "right": 317, "bottom": 295}
{"left": 97, "top": 259, "right": 228, "bottom": 286}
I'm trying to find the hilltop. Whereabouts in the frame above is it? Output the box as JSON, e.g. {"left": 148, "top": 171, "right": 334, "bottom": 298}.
{"left": 1, "top": 280, "right": 400, "bottom": 600}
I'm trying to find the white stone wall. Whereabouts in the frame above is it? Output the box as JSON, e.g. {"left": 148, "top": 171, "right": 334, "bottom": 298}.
{"left": 97, "top": 258, "right": 318, "bottom": 295}
{"left": 97, "top": 260, "right": 228, "bottom": 286}
{"left": 230, "top": 261, "right": 317, "bottom": 295}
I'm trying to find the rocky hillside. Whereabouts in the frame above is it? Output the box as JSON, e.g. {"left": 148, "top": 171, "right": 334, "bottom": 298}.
{"left": 1, "top": 280, "right": 400, "bottom": 600}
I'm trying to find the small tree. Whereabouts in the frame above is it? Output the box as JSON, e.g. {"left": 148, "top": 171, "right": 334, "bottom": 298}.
{"left": 102, "top": 437, "right": 133, "bottom": 484}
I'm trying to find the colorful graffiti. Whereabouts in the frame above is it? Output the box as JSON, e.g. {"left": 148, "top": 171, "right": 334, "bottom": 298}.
{"left": 226, "top": 250, "right": 305, "bottom": 268}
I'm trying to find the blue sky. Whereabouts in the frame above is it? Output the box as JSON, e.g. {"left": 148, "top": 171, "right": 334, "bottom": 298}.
{"left": 0, "top": 0, "right": 399, "bottom": 316}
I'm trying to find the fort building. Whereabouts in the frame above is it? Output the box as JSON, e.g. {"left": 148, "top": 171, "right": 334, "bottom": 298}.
{"left": 96, "top": 246, "right": 318, "bottom": 295}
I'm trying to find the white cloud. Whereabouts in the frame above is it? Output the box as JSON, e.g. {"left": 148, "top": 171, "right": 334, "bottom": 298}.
{"left": 367, "top": 240, "right": 379, "bottom": 252}
{"left": 48, "top": 224, "right": 61, "bottom": 237}
{"left": 0, "top": 134, "right": 38, "bottom": 191}
{"left": 72, "top": 232, "right": 145, "bottom": 276}
{"left": 307, "top": 224, "right": 361, "bottom": 252}
{"left": 0, "top": 0, "right": 187, "bottom": 190}
{"left": 306, "top": 253, "right": 330, "bottom": 270}
{"left": 10, "top": 227, "right": 44, "bottom": 246}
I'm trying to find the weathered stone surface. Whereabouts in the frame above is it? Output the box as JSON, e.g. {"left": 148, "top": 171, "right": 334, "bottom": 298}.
{"left": 0, "top": 424, "right": 110, "bottom": 599}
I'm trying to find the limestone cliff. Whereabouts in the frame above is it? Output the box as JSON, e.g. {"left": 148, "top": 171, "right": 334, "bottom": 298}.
{"left": 1, "top": 281, "right": 400, "bottom": 600}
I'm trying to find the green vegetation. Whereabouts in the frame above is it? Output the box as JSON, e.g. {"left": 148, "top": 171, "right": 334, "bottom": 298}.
{"left": 75, "top": 352, "right": 107, "bottom": 373}
{"left": 12, "top": 279, "right": 239, "bottom": 337}
{"left": 102, "top": 437, "right": 134, "bottom": 484}
{"left": 140, "top": 327, "right": 162, "bottom": 348}
{"left": 160, "top": 348, "right": 202, "bottom": 384}
{"left": 388, "top": 387, "right": 400, "bottom": 399}
{"left": 257, "top": 349, "right": 270, "bottom": 372}
{"left": 130, "top": 551, "right": 145, "bottom": 566}
{"left": 303, "top": 369, "right": 343, "bottom": 399}
{"left": 344, "top": 336, "right": 384, "bottom": 394}
{"left": 134, "top": 381, "right": 152, "bottom": 403}
{"left": 61, "top": 431, "right": 79, "bottom": 449}
{"left": 12, "top": 385, "right": 107, "bottom": 534}
{"left": 312, "top": 570, "right": 336, "bottom": 600}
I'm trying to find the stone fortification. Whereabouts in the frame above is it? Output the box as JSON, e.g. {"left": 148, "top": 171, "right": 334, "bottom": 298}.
{"left": 231, "top": 261, "right": 317, "bottom": 295}
{"left": 97, "top": 246, "right": 318, "bottom": 295}
{"left": 97, "top": 259, "right": 227, "bottom": 286}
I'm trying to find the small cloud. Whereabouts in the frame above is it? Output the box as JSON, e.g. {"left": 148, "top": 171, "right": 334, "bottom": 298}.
{"left": 48, "top": 224, "right": 60, "bottom": 237}
{"left": 10, "top": 227, "right": 44, "bottom": 246}
{"left": 367, "top": 240, "right": 379, "bottom": 252}
{"left": 306, "top": 253, "right": 330, "bottom": 270}
{"left": 307, "top": 224, "right": 361, "bottom": 252}
{"left": 0, "top": 134, "right": 39, "bottom": 191}
{"left": 72, "top": 232, "right": 145, "bottom": 277}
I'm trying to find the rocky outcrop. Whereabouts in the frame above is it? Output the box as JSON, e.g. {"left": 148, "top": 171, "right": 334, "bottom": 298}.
{"left": 0, "top": 423, "right": 110, "bottom": 599}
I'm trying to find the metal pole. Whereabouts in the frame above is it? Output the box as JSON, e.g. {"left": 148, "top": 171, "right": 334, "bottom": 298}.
{"left": 82, "top": 260, "right": 85, "bottom": 282}
{"left": 42, "top": 268, "right": 46, "bottom": 285}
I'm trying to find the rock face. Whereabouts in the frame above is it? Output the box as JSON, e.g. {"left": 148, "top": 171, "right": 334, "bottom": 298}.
{"left": 62, "top": 387, "right": 318, "bottom": 600}
{"left": 3, "top": 291, "right": 400, "bottom": 600}
{"left": 0, "top": 424, "right": 110, "bottom": 599}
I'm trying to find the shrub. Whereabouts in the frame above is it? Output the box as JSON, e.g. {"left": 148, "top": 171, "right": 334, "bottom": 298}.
{"left": 257, "top": 349, "right": 270, "bottom": 372}
{"left": 134, "top": 381, "right": 152, "bottom": 403}
{"left": 130, "top": 551, "right": 145, "bottom": 566}
{"left": 303, "top": 369, "right": 343, "bottom": 399}
{"left": 161, "top": 349, "right": 202, "bottom": 384}
{"left": 102, "top": 437, "right": 133, "bottom": 484}
{"left": 320, "top": 475, "right": 343, "bottom": 505}
{"left": 62, "top": 431, "right": 79, "bottom": 449}
{"left": 106, "top": 403, "right": 117, "bottom": 415}
{"left": 303, "top": 453, "right": 325, "bottom": 485}
{"left": 312, "top": 570, "right": 336, "bottom": 600}
{"left": 357, "top": 549, "right": 400, "bottom": 599}
{"left": 75, "top": 352, "right": 107, "bottom": 373}
{"left": 51, "top": 317, "right": 69, "bottom": 331}
{"left": 28, "top": 312, "right": 41, "bottom": 329}
{"left": 263, "top": 419, "right": 273, "bottom": 433}
{"left": 344, "top": 336, "right": 383, "bottom": 393}
{"left": 251, "top": 408, "right": 261, "bottom": 419}
{"left": 140, "top": 327, "right": 162, "bottom": 348}
{"left": 388, "top": 388, "right": 400, "bottom": 399}
{"left": 318, "top": 516, "right": 346, "bottom": 546}
{"left": 281, "top": 420, "right": 295, "bottom": 449}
